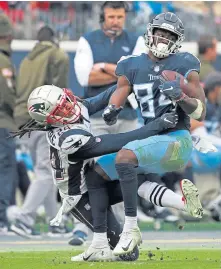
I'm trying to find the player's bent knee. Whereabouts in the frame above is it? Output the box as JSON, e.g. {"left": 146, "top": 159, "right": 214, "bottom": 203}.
{"left": 115, "top": 149, "right": 138, "bottom": 165}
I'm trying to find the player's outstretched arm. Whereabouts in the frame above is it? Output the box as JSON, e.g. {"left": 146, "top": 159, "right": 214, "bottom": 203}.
{"left": 83, "top": 84, "right": 117, "bottom": 116}
{"left": 70, "top": 112, "right": 178, "bottom": 161}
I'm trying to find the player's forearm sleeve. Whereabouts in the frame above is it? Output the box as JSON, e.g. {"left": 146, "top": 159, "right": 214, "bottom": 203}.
{"left": 83, "top": 85, "right": 117, "bottom": 115}
{"left": 70, "top": 118, "right": 164, "bottom": 161}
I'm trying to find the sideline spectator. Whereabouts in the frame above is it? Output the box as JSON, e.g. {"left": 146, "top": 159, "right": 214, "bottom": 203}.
{"left": 197, "top": 35, "right": 217, "bottom": 81}
{"left": 191, "top": 72, "right": 221, "bottom": 220}
{"left": 0, "top": 13, "right": 19, "bottom": 234}
{"left": 12, "top": 26, "right": 70, "bottom": 238}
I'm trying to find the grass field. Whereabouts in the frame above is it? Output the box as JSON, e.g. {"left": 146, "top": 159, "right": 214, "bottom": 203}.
{"left": 1, "top": 250, "right": 221, "bottom": 269}
{"left": 35, "top": 221, "right": 221, "bottom": 233}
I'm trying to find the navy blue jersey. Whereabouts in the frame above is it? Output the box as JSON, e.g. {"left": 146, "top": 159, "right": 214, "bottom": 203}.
{"left": 116, "top": 52, "right": 201, "bottom": 131}
{"left": 84, "top": 29, "right": 139, "bottom": 98}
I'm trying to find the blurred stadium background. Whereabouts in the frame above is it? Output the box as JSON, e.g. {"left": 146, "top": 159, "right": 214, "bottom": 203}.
{"left": 3, "top": 1, "right": 221, "bottom": 95}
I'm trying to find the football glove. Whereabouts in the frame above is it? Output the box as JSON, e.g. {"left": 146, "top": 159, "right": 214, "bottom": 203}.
{"left": 192, "top": 135, "right": 218, "bottom": 153}
{"left": 160, "top": 111, "right": 179, "bottom": 129}
{"left": 102, "top": 104, "right": 123, "bottom": 126}
{"left": 159, "top": 74, "right": 184, "bottom": 101}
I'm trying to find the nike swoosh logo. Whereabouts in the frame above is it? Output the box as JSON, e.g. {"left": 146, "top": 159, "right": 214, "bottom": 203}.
{"left": 163, "top": 86, "right": 173, "bottom": 91}
{"left": 164, "top": 118, "right": 173, "bottom": 124}
{"left": 83, "top": 253, "right": 94, "bottom": 261}
{"left": 122, "top": 240, "right": 132, "bottom": 251}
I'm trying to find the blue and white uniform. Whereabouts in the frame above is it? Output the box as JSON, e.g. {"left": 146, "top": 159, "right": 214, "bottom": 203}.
{"left": 115, "top": 52, "right": 201, "bottom": 174}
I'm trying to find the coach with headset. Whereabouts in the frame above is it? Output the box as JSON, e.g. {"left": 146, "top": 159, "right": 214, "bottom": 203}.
{"left": 74, "top": 1, "right": 146, "bottom": 135}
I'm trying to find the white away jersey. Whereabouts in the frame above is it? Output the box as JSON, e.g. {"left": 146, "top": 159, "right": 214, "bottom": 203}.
{"left": 46, "top": 103, "right": 93, "bottom": 196}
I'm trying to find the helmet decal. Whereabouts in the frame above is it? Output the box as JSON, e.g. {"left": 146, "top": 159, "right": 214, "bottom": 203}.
{"left": 29, "top": 103, "right": 46, "bottom": 114}
{"left": 28, "top": 85, "right": 82, "bottom": 127}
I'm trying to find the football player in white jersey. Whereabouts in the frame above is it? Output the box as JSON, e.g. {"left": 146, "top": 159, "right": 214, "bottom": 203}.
{"left": 11, "top": 85, "right": 208, "bottom": 262}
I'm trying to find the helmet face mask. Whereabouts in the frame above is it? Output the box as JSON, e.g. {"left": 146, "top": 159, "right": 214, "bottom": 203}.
{"left": 46, "top": 89, "right": 81, "bottom": 126}
{"left": 144, "top": 12, "right": 185, "bottom": 58}
{"left": 28, "top": 86, "right": 81, "bottom": 127}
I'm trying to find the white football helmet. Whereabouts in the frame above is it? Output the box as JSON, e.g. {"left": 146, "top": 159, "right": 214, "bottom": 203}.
{"left": 28, "top": 85, "right": 81, "bottom": 127}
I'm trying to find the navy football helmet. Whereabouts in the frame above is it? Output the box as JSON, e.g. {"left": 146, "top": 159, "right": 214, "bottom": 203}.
{"left": 145, "top": 12, "right": 185, "bottom": 58}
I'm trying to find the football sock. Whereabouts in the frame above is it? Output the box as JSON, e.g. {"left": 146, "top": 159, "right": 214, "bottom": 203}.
{"left": 138, "top": 181, "right": 185, "bottom": 210}
{"left": 115, "top": 163, "right": 138, "bottom": 217}
{"left": 91, "top": 232, "right": 109, "bottom": 248}
{"left": 123, "top": 216, "right": 138, "bottom": 232}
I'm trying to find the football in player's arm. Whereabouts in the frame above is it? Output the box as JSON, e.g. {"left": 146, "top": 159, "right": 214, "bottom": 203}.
{"left": 103, "top": 61, "right": 206, "bottom": 126}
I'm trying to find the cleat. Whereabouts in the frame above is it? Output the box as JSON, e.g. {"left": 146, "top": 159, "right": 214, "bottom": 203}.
{"left": 119, "top": 245, "right": 139, "bottom": 261}
{"left": 47, "top": 225, "right": 72, "bottom": 238}
{"left": 113, "top": 227, "right": 142, "bottom": 256}
{"left": 68, "top": 230, "right": 87, "bottom": 246}
{"left": 10, "top": 219, "right": 41, "bottom": 239}
{"left": 180, "top": 179, "right": 203, "bottom": 218}
{"left": 0, "top": 222, "right": 11, "bottom": 235}
{"left": 71, "top": 245, "right": 115, "bottom": 262}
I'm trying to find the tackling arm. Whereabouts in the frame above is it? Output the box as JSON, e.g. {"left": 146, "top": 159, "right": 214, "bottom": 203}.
{"left": 68, "top": 112, "right": 178, "bottom": 161}
{"left": 83, "top": 84, "right": 117, "bottom": 116}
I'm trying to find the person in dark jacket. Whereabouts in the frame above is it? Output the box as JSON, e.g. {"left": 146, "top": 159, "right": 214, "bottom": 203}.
{"left": 0, "top": 13, "right": 19, "bottom": 234}
{"left": 12, "top": 26, "right": 70, "bottom": 238}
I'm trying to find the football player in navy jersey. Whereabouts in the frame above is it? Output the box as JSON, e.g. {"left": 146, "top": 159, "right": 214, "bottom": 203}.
{"left": 102, "top": 12, "right": 206, "bottom": 255}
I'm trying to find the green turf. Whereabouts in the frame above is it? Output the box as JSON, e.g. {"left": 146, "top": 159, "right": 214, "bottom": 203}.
{"left": 1, "top": 250, "right": 221, "bottom": 269}
{"left": 35, "top": 221, "right": 221, "bottom": 233}
{"left": 138, "top": 221, "right": 221, "bottom": 231}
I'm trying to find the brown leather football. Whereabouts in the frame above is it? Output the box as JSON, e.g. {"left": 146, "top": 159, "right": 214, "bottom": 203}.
{"left": 161, "top": 70, "right": 195, "bottom": 97}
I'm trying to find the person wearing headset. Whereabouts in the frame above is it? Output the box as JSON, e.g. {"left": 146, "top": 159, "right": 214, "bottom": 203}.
{"left": 73, "top": 1, "right": 146, "bottom": 246}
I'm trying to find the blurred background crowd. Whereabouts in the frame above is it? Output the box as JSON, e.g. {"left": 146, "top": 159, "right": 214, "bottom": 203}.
{"left": 0, "top": 1, "right": 221, "bottom": 245}
{"left": 1, "top": 1, "right": 221, "bottom": 40}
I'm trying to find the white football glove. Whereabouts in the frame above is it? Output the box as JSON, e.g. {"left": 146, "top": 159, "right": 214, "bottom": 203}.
{"left": 191, "top": 135, "right": 218, "bottom": 154}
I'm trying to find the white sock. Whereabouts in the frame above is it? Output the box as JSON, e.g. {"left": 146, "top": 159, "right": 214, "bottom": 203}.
{"left": 138, "top": 181, "right": 185, "bottom": 211}
{"left": 161, "top": 189, "right": 185, "bottom": 210}
{"left": 123, "top": 216, "right": 138, "bottom": 232}
{"left": 91, "top": 232, "right": 109, "bottom": 248}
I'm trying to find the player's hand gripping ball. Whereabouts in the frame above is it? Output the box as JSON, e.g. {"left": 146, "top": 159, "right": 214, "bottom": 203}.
{"left": 159, "top": 71, "right": 183, "bottom": 101}
{"left": 159, "top": 70, "right": 194, "bottom": 102}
